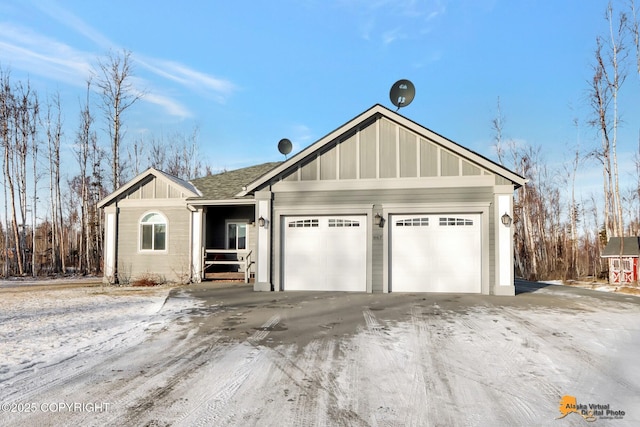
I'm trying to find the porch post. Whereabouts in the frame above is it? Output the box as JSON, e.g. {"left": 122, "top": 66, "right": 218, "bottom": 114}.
{"left": 494, "top": 193, "right": 515, "bottom": 295}
{"left": 254, "top": 190, "right": 272, "bottom": 291}
{"left": 103, "top": 206, "right": 118, "bottom": 284}
{"left": 191, "top": 206, "right": 204, "bottom": 282}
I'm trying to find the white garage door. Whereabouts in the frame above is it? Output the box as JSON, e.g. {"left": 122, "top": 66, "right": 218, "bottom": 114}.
{"left": 391, "top": 214, "right": 481, "bottom": 293}
{"left": 283, "top": 216, "right": 367, "bottom": 291}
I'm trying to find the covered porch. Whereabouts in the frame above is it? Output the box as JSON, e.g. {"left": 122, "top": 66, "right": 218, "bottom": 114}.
{"left": 200, "top": 204, "right": 257, "bottom": 283}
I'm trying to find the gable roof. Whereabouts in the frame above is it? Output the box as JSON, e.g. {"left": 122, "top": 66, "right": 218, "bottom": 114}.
{"left": 188, "top": 162, "right": 281, "bottom": 201}
{"left": 98, "top": 167, "right": 201, "bottom": 208}
{"left": 602, "top": 237, "right": 640, "bottom": 257}
{"left": 238, "top": 104, "right": 527, "bottom": 196}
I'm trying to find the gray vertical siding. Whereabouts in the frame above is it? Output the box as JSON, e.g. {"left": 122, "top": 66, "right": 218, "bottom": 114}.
{"left": 141, "top": 180, "right": 154, "bottom": 198}
{"left": 420, "top": 139, "right": 438, "bottom": 177}
{"left": 441, "top": 150, "right": 459, "bottom": 176}
{"left": 462, "top": 160, "right": 481, "bottom": 176}
{"left": 320, "top": 146, "right": 337, "bottom": 180}
{"left": 399, "top": 128, "right": 417, "bottom": 178}
{"left": 360, "top": 122, "right": 377, "bottom": 179}
{"left": 340, "top": 134, "right": 358, "bottom": 179}
{"left": 379, "top": 118, "right": 396, "bottom": 178}
{"left": 276, "top": 115, "right": 502, "bottom": 184}
{"left": 300, "top": 157, "right": 317, "bottom": 181}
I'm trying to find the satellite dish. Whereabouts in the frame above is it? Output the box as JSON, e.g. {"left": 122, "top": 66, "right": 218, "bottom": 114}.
{"left": 389, "top": 79, "right": 415, "bottom": 110}
{"left": 278, "top": 138, "right": 292, "bottom": 158}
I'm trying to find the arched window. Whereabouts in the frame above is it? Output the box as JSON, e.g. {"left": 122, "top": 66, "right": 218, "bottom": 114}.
{"left": 140, "top": 212, "right": 167, "bottom": 251}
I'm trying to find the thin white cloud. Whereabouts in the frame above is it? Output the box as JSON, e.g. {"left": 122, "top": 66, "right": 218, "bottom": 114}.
{"left": 291, "top": 123, "right": 314, "bottom": 145}
{"left": 340, "top": 0, "right": 447, "bottom": 46}
{"left": 382, "top": 28, "right": 406, "bottom": 46}
{"left": 34, "top": 0, "right": 114, "bottom": 49}
{"left": 0, "top": 2, "right": 237, "bottom": 117}
{"left": 142, "top": 93, "right": 192, "bottom": 119}
{"left": 136, "top": 57, "right": 236, "bottom": 103}
{"left": 0, "top": 23, "right": 93, "bottom": 84}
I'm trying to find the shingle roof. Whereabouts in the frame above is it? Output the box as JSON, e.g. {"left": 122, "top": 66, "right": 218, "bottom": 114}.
{"left": 188, "top": 162, "right": 281, "bottom": 200}
{"left": 602, "top": 237, "right": 640, "bottom": 257}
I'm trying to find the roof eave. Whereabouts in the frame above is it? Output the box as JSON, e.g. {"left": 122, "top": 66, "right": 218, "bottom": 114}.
{"left": 187, "top": 198, "right": 255, "bottom": 206}
{"left": 98, "top": 167, "right": 201, "bottom": 208}
{"left": 240, "top": 104, "right": 527, "bottom": 193}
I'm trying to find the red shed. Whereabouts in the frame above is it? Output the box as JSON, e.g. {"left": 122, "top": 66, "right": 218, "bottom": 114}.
{"left": 601, "top": 237, "right": 640, "bottom": 284}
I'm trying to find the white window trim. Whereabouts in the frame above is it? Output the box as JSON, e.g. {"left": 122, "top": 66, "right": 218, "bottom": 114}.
{"left": 139, "top": 211, "right": 168, "bottom": 253}
{"left": 225, "top": 220, "right": 249, "bottom": 250}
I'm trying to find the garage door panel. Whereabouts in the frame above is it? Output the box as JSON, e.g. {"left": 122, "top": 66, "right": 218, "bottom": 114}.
{"left": 391, "top": 214, "right": 481, "bottom": 293}
{"left": 283, "top": 216, "right": 366, "bottom": 291}
{"left": 284, "top": 224, "right": 323, "bottom": 290}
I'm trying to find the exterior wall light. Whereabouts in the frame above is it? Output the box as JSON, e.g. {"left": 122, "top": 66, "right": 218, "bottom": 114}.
{"left": 501, "top": 213, "right": 512, "bottom": 227}
{"left": 258, "top": 216, "right": 266, "bottom": 227}
{"left": 374, "top": 213, "right": 385, "bottom": 228}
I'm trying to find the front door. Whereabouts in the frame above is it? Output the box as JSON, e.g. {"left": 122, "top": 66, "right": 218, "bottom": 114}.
{"left": 226, "top": 222, "right": 247, "bottom": 250}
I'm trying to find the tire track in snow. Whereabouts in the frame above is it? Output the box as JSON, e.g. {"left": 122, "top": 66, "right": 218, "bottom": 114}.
{"left": 290, "top": 339, "right": 323, "bottom": 427}
{"left": 408, "top": 305, "right": 458, "bottom": 427}
{"left": 444, "top": 308, "right": 541, "bottom": 425}
{"left": 169, "top": 315, "right": 280, "bottom": 427}
{"left": 0, "top": 317, "right": 165, "bottom": 405}
{"left": 175, "top": 344, "right": 264, "bottom": 427}
{"left": 248, "top": 314, "right": 280, "bottom": 343}
{"left": 499, "top": 306, "right": 639, "bottom": 396}
{"left": 111, "top": 338, "right": 221, "bottom": 426}
{"left": 362, "top": 308, "right": 416, "bottom": 427}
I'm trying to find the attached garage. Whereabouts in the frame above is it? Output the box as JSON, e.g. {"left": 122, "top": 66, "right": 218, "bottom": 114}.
{"left": 390, "top": 214, "right": 481, "bottom": 293}
{"left": 282, "top": 215, "right": 367, "bottom": 291}
{"left": 215, "top": 104, "right": 526, "bottom": 295}
{"left": 101, "top": 104, "right": 526, "bottom": 294}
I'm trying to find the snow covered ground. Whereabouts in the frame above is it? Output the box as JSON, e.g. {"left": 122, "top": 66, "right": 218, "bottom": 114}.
{"left": 0, "top": 280, "right": 638, "bottom": 426}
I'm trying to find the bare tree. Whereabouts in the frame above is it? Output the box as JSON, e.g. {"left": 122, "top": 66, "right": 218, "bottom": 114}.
{"left": 147, "top": 135, "right": 167, "bottom": 170}
{"left": 73, "top": 81, "right": 94, "bottom": 274}
{"left": 630, "top": 0, "right": 640, "bottom": 76}
{"left": 563, "top": 117, "right": 585, "bottom": 280}
{"left": 0, "top": 69, "right": 19, "bottom": 275}
{"left": 89, "top": 135, "right": 106, "bottom": 275}
{"left": 144, "top": 127, "right": 204, "bottom": 180}
{"left": 128, "top": 138, "right": 144, "bottom": 177}
{"left": 45, "top": 92, "right": 65, "bottom": 274}
{"left": 591, "top": 3, "right": 628, "bottom": 239}
{"left": 166, "top": 127, "right": 203, "bottom": 180}
{"left": 94, "top": 49, "right": 144, "bottom": 191}
{"left": 491, "top": 96, "right": 507, "bottom": 165}
{"left": 565, "top": 146, "right": 582, "bottom": 279}
{"left": 27, "top": 86, "right": 39, "bottom": 276}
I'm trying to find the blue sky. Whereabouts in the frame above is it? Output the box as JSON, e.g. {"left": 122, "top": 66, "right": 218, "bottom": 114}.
{"left": 0, "top": 0, "right": 639, "bottom": 202}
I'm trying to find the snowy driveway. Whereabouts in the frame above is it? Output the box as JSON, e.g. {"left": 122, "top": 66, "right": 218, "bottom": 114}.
{"left": 0, "top": 280, "right": 638, "bottom": 426}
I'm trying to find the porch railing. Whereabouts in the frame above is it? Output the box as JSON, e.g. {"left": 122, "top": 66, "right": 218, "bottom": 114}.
{"left": 203, "top": 249, "right": 253, "bottom": 283}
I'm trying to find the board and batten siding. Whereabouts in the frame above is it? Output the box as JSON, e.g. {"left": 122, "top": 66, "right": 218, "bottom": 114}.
{"left": 276, "top": 117, "right": 506, "bottom": 184}
{"left": 117, "top": 175, "right": 194, "bottom": 201}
